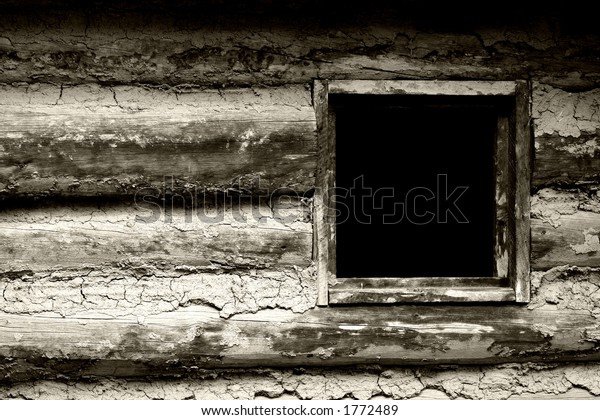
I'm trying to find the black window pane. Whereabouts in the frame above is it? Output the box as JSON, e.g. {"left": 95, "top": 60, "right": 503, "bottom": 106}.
{"left": 335, "top": 96, "right": 497, "bottom": 278}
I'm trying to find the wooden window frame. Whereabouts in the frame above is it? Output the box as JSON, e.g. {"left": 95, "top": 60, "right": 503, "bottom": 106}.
{"left": 313, "top": 80, "right": 532, "bottom": 306}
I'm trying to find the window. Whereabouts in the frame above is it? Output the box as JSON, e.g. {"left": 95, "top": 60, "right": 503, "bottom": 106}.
{"left": 313, "top": 80, "right": 531, "bottom": 305}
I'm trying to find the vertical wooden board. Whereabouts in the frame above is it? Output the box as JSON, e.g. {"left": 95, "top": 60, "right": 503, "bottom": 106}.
{"left": 495, "top": 115, "right": 510, "bottom": 278}
{"left": 326, "top": 110, "right": 337, "bottom": 281}
{"left": 313, "top": 80, "right": 331, "bottom": 306}
{"left": 514, "top": 81, "right": 532, "bottom": 302}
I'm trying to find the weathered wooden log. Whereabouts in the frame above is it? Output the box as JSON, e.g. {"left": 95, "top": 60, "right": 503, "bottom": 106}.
{"left": 534, "top": 134, "right": 600, "bottom": 188}
{"left": 0, "top": 303, "right": 598, "bottom": 381}
{"left": 532, "top": 212, "right": 600, "bottom": 270}
{"left": 1, "top": 6, "right": 599, "bottom": 88}
{"left": 4, "top": 85, "right": 600, "bottom": 196}
{"left": 0, "top": 200, "right": 312, "bottom": 271}
{"left": 0, "top": 85, "right": 316, "bottom": 197}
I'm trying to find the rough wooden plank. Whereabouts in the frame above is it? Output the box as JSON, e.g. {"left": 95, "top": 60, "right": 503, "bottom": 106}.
{"left": 313, "top": 80, "right": 334, "bottom": 306}
{"left": 514, "top": 80, "right": 532, "bottom": 302}
{"left": 329, "top": 80, "right": 517, "bottom": 96}
{"left": 532, "top": 212, "right": 600, "bottom": 270}
{"left": 0, "top": 85, "right": 317, "bottom": 197}
{"left": 1, "top": 303, "right": 599, "bottom": 380}
{"left": 329, "top": 277, "right": 514, "bottom": 303}
{"left": 534, "top": 133, "right": 600, "bottom": 187}
{"left": 331, "top": 277, "right": 511, "bottom": 288}
{"left": 0, "top": 200, "right": 312, "bottom": 271}
{"left": 329, "top": 287, "right": 515, "bottom": 304}
{"left": 495, "top": 115, "right": 510, "bottom": 277}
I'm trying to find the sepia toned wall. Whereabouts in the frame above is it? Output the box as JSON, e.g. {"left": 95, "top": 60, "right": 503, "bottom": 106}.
{"left": 1, "top": 0, "right": 600, "bottom": 399}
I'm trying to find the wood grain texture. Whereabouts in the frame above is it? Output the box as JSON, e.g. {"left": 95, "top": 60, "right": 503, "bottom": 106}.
{"left": 329, "top": 277, "right": 515, "bottom": 304}
{"left": 0, "top": 85, "right": 317, "bottom": 197}
{"left": 494, "top": 115, "right": 510, "bottom": 277}
{"left": 313, "top": 80, "right": 335, "bottom": 306}
{"left": 328, "top": 80, "right": 517, "bottom": 96}
{"left": 534, "top": 133, "right": 600, "bottom": 187}
{"left": 1, "top": 5, "right": 599, "bottom": 89}
{"left": 513, "top": 81, "right": 532, "bottom": 302}
{"left": 0, "top": 200, "right": 312, "bottom": 271}
{"left": 1, "top": 303, "right": 599, "bottom": 380}
{"left": 532, "top": 211, "right": 600, "bottom": 270}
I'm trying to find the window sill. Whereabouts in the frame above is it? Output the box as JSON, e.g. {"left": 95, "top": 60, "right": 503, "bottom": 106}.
{"left": 329, "top": 277, "right": 516, "bottom": 304}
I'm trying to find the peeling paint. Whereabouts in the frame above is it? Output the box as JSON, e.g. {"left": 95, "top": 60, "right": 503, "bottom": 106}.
{"left": 556, "top": 137, "right": 600, "bottom": 158}
{"left": 570, "top": 228, "right": 600, "bottom": 254}
{"left": 529, "top": 267, "right": 600, "bottom": 318}
{"left": 1, "top": 363, "right": 599, "bottom": 400}
{"left": 532, "top": 324, "right": 556, "bottom": 338}
{"left": 0, "top": 200, "right": 315, "bottom": 318}
{"left": 0, "top": 267, "right": 317, "bottom": 318}
{"left": 533, "top": 84, "right": 600, "bottom": 138}
{"left": 531, "top": 188, "right": 579, "bottom": 228}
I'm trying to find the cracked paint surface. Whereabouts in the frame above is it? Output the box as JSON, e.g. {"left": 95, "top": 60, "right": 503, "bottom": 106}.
{"left": 1, "top": 268, "right": 316, "bottom": 318}
{"left": 533, "top": 84, "right": 600, "bottom": 138}
{"left": 531, "top": 189, "right": 580, "bottom": 228}
{"left": 570, "top": 229, "right": 600, "bottom": 255}
{"left": 529, "top": 266, "right": 600, "bottom": 318}
{"left": 0, "top": 200, "right": 316, "bottom": 318}
{"left": 1, "top": 363, "right": 599, "bottom": 400}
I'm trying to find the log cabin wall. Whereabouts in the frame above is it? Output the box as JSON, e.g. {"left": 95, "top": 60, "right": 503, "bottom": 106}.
{"left": 1, "top": 0, "right": 600, "bottom": 399}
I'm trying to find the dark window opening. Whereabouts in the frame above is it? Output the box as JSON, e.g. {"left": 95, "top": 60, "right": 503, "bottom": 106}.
{"left": 334, "top": 95, "right": 509, "bottom": 278}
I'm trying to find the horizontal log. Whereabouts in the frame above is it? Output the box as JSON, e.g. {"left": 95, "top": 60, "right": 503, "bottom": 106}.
{"left": 3, "top": 90, "right": 600, "bottom": 196}
{"left": 0, "top": 85, "right": 316, "bottom": 196}
{"left": 532, "top": 211, "right": 600, "bottom": 270}
{"left": 0, "top": 303, "right": 598, "bottom": 380}
{"left": 0, "top": 200, "right": 312, "bottom": 271}
{"left": 534, "top": 133, "right": 600, "bottom": 187}
{"left": 1, "top": 9, "right": 599, "bottom": 88}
